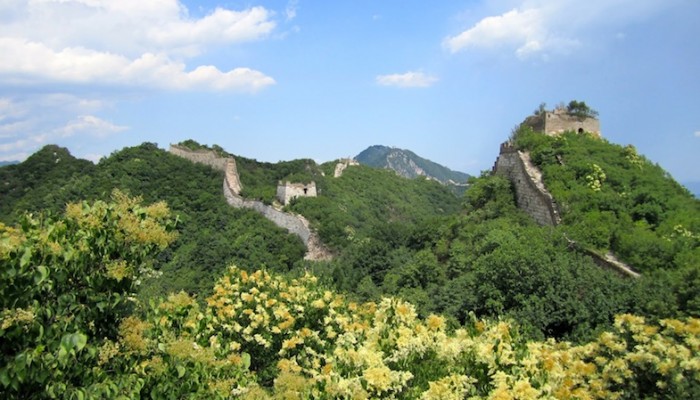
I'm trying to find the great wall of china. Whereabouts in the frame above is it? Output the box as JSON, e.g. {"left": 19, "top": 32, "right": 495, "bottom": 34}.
{"left": 492, "top": 142, "right": 639, "bottom": 278}
{"left": 170, "top": 129, "right": 639, "bottom": 277}
{"left": 169, "top": 145, "right": 332, "bottom": 261}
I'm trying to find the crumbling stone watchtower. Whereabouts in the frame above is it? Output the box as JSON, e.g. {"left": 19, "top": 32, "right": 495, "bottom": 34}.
{"left": 276, "top": 181, "right": 317, "bottom": 205}
{"left": 522, "top": 107, "right": 601, "bottom": 137}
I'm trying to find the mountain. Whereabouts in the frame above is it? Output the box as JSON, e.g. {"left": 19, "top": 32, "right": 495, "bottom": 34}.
{"left": 2, "top": 135, "right": 698, "bottom": 345}
{"left": 0, "top": 160, "right": 19, "bottom": 167}
{"left": 355, "top": 145, "right": 470, "bottom": 186}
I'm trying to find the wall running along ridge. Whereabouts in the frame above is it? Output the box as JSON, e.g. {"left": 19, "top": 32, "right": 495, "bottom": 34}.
{"left": 493, "top": 142, "right": 561, "bottom": 226}
{"left": 169, "top": 145, "right": 332, "bottom": 261}
{"left": 493, "top": 142, "right": 638, "bottom": 278}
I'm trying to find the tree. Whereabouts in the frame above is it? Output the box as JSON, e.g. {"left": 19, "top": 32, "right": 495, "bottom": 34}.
{"left": 0, "top": 191, "right": 177, "bottom": 397}
{"left": 566, "top": 100, "right": 599, "bottom": 119}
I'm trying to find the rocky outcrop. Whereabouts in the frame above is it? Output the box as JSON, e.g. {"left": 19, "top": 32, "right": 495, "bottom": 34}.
{"left": 169, "top": 145, "right": 332, "bottom": 261}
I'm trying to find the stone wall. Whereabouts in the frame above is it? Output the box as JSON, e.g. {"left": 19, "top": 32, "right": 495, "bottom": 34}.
{"left": 169, "top": 145, "right": 331, "bottom": 261}
{"left": 493, "top": 142, "right": 561, "bottom": 226}
{"left": 493, "top": 141, "right": 639, "bottom": 277}
{"left": 544, "top": 111, "right": 600, "bottom": 137}
{"left": 521, "top": 111, "right": 600, "bottom": 137}
{"left": 169, "top": 145, "right": 228, "bottom": 171}
{"left": 334, "top": 158, "right": 359, "bottom": 178}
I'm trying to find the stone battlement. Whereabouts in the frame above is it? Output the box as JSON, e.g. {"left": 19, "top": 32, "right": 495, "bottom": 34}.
{"left": 276, "top": 181, "right": 317, "bottom": 205}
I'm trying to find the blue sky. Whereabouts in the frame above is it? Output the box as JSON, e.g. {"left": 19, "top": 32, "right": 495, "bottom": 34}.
{"left": 1, "top": 0, "right": 699, "bottom": 183}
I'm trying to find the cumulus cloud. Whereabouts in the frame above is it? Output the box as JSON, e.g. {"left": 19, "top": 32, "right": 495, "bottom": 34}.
{"left": 0, "top": 0, "right": 276, "bottom": 91}
{"left": 0, "top": 95, "right": 127, "bottom": 161}
{"left": 376, "top": 71, "right": 438, "bottom": 88}
{"left": 0, "top": 39, "right": 275, "bottom": 91}
{"left": 444, "top": 0, "right": 677, "bottom": 58}
{"left": 56, "top": 115, "right": 128, "bottom": 138}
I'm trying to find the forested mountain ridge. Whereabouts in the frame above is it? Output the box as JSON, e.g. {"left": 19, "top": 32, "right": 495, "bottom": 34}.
{"left": 1, "top": 131, "right": 699, "bottom": 398}
{"left": 1, "top": 131, "right": 698, "bottom": 343}
{"left": 356, "top": 145, "right": 470, "bottom": 189}
{"left": 510, "top": 126, "right": 699, "bottom": 274}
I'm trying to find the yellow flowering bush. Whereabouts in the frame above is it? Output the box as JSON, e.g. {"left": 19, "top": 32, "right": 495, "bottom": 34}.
{"left": 186, "top": 266, "right": 700, "bottom": 399}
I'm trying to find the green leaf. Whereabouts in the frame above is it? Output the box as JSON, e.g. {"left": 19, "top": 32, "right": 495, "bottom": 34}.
{"left": 19, "top": 248, "right": 32, "bottom": 268}
{"left": 71, "top": 333, "right": 88, "bottom": 352}
{"left": 34, "top": 265, "right": 49, "bottom": 285}
{"left": 241, "top": 352, "right": 251, "bottom": 370}
{"left": 176, "top": 365, "right": 186, "bottom": 378}
{"left": 0, "top": 369, "right": 10, "bottom": 387}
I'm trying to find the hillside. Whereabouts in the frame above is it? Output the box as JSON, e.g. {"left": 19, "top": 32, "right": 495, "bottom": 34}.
{"left": 356, "top": 145, "right": 470, "bottom": 191}
{"left": 512, "top": 127, "right": 699, "bottom": 274}
{"left": 2, "top": 135, "right": 698, "bottom": 344}
{"left": 0, "top": 143, "right": 308, "bottom": 298}
{"left": 2, "top": 193, "right": 697, "bottom": 399}
{"left": 0, "top": 145, "right": 96, "bottom": 221}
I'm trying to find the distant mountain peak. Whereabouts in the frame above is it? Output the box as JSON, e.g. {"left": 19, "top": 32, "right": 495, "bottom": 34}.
{"left": 355, "top": 145, "right": 470, "bottom": 190}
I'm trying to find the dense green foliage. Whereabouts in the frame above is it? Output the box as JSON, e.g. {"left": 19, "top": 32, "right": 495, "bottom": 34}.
{"left": 0, "top": 145, "right": 96, "bottom": 221}
{"left": 308, "top": 173, "right": 647, "bottom": 342}
{"left": 0, "top": 144, "right": 306, "bottom": 298}
{"left": 3, "top": 133, "right": 699, "bottom": 345}
{"left": 235, "top": 156, "right": 323, "bottom": 204}
{"left": 289, "top": 164, "right": 462, "bottom": 250}
{"left": 2, "top": 203, "right": 698, "bottom": 398}
{"left": 565, "top": 100, "right": 599, "bottom": 119}
{"left": 513, "top": 128, "right": 699, "bottom": 274}
{"left": 0, "top": 192, "right": 179, "bottom": 397}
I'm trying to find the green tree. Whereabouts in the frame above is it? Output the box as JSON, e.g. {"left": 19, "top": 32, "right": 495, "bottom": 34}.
{"left": 0, "top": 191, "right": 177, "bottom": 397}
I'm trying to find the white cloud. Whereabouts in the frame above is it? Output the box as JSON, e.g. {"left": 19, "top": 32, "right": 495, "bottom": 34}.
{"left": 56, "top": 115, "right": 128, "bottom": 138}
{"left": 694, "top": 131, "right": 700, "bottom": 138}
{"left": 444, "top": 8, "right": 543, "bottom": 54}
{"left": 444, "top": 0, "right": 677, "bottom": 58}
{"left": 376, "top": 71, "right": 438, "bottom": 88}
{"left": 0, "top": 1, "right": 277, "bottom": 91}
{"left": 146, "top": 6, "right": 275, "bottom": 49}
{"left": 0, "top": 38, "right": 275, "bottom": 92}
{"left": 0, "top": 95, "right": 127, "bottom": 161}
{"left": 286, "top": 0, "right": 299, "bottom": 21}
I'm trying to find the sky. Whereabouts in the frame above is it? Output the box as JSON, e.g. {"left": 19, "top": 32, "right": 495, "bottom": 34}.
{"left": 1, "top": 0, "right": 699, "bottom": 183}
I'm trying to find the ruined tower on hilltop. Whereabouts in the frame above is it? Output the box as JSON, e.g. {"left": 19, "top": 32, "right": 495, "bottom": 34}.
{"left": 522, "top": 106, "right": 601, "bottom": 137}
